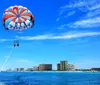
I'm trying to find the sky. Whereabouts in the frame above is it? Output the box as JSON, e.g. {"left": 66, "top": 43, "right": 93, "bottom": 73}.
{"left": 0, "top": 0, "right": 100, "bottom": 70}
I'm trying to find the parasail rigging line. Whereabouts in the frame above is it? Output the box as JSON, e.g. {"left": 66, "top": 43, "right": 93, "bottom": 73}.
{"left": 0, "top": 47, "right": 14, "bottom": 72}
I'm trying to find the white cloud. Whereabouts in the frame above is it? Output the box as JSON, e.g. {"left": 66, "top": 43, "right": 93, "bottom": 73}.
{"left": 70, "top": 17, "right": 100, "bottom": 28}
{"left": 0, "top": 39, "right": 7, "bottom": 42}
{"left": 60, "top": 0, "right": 100, "bottom": 12}
{"left": 57, "top": 24, "right": 68, "bottom": 29}
{"left": 1, "top": 31, "right": 100, "bottom": 42}
{"left": 64, "top": 11, "right": 75, "bottom": 18}
{"left": 0, "top": 39, "right": 14, "bottom": 42}
{"left": 16, "top": 59, "right": 32, "bottom": 63}
{"left": 86, "top": 10, "right": 100, "bottom": 18}
{"left": 59, "top": 1, "right": 88, "bottom": 16}
{"left": 58, "top": 0, "right": 100, "bottom": 28}
{"left": 56, "top": 18, "right": 60, "bottom": 22}
{"left": 16, "top": 31, "right": 100, "bottom": 40}
{"left": 16, "top": 34, "right": 53, "bottom": 40}
{"left": 89, "top": 4, "right": 100, "bottom": 10}
{"left": 62, "top": 1, "right": 86, "bottom": 9}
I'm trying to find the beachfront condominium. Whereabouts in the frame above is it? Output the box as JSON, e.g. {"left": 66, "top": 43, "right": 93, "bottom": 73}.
{"left": 14, "top": 68, "right": 24, "bottom": 72}
{"left": 57, "top": 64, "right": 60, "bottom": 71}
{"left": 39, "top": 64, "right": 52, "bottom": 71}
{"left": 57, "top": 61, "right": 76, "bottom": 71}
{"left": 26, "top": 68, "right": 33, "bottom": 71}
{"left": 33, "top": 66, "right": 39, "bottom": 71}
{"left": 68, "top": 64, "right": 76, "bottom": 71}
{"left": 60, "top": 61, "right": 69, "bottom": 71}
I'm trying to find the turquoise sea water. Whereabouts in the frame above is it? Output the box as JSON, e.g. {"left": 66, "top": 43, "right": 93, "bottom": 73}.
{"left": 0, "top": 72, "right": 100, "bottom": 85}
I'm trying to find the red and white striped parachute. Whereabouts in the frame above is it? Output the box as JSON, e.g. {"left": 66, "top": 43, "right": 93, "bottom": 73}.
{"left": 2, "top": 5, "right": 34, "bottom": 30}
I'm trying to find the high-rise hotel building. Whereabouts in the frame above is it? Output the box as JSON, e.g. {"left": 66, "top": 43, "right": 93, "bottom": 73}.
{"left": 60, "top": 61, "right": 69, "bottom": 71}
{"left": 39, "top": 64, "right": 52, "bottom": 71}
{"left": 57, "top": 61, "right": 75, "bottom": 71}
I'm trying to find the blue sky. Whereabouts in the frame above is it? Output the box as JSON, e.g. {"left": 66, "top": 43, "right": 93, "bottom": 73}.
{"left": 0, "top": 0, "right": 100, "bottom": 70}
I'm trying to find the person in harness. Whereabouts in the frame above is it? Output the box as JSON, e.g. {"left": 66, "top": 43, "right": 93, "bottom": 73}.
{"left": 14, "top": 40, "right": 19, "bottom": 47}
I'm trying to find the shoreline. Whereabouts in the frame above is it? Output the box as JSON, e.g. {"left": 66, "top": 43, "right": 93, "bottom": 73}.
{"left": 1, "top": 71, "right": 99, "bottom": 72}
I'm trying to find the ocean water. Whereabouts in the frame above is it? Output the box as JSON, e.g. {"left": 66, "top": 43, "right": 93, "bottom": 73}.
{"left": 0, "top": 72, "right": 100, "bottom": 85}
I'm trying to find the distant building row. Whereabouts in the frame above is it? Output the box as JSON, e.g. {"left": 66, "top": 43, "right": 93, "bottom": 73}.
{"left": 6, "top": 60, "right": 76, "bottom": 71}
{"left": 7, "top": 64, "right": 52, "bottom": 72}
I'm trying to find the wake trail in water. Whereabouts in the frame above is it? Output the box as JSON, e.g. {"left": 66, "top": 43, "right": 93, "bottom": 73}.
{"left": 0, "top": 47, "right": 14, "bottom": 72}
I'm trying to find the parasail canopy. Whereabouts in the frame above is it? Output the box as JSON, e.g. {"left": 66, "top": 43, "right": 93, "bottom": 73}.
{"left": 2, "top": 5, "right": 34, "bottom": 30}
